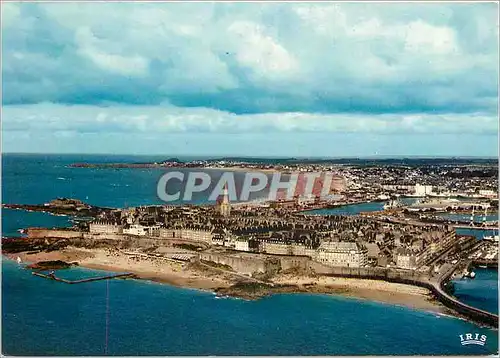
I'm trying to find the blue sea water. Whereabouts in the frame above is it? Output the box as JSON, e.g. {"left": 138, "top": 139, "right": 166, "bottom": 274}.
{"left": 453, "top": 268, "right": 499, "bottom": 314}
{"left": 1, "top": 154, "right": 499, "bottom": 355}
{"left": 2, "top": 154, "right": 174, "bottom": 208}
{"left": 304, "top": 198, "right": 418, "bottom": 216}
{"left": 455, "top": 228, "right": 498, "bottom": 240}
{"left": 1, "top": 153, "right": 272, "bottom": 208}
{"left": 437, "top": 213, "right": 499, "bottom": 223}
{"left": 2, "top": 260, "right": 498, "bottom": 356}
{"left": 304, "top": 201, "right": 385, "bottom": 216}
{"left": 2, "top": 208, "right": 73, "bottom": 237}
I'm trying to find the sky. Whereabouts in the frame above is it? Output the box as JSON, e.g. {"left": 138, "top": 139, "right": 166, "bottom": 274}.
{"left": 1, "top": 2, "right": 498, "bottom": 157}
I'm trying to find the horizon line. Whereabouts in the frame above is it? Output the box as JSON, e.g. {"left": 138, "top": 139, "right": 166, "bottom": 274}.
{"left": 2, "top": 152, "right": 498, "bottom": 160}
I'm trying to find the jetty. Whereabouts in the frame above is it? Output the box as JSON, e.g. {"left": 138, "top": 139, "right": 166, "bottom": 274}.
{"left": 433, "top": 262, "right": 499, "bottom": 328}
{"left": 453, "top": 224, "right": 498, "bottom": 230}
{"left": 32, "top": 271, "right": 135, "bottom": 284}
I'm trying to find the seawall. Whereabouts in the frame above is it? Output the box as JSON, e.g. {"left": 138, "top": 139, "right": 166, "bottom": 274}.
{"left": 314, "top": 263, "right": 498, "bottom": 328}
{"left": 27, "top": 228, "right": 83, "bottom": 239}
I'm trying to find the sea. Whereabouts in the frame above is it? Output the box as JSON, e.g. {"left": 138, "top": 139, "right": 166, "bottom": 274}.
{"left": 1, "top": 153, "right": 498, "bottom": 355}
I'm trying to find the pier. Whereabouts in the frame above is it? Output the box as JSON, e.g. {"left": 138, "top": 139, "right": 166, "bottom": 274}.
{"left": 453, "top": 224, "right": 498, "bottom": 230}
{"left": 316, "top": 263, "right": 498, "bottom": 328}
{"left": 433, "top": 262, "right": 499, "bottom": 328}
{"left": 471, "top": 259, "right": 498, "bottom": 269}
{"left": 32, "top": 271, "right": 136, "bottom": 284}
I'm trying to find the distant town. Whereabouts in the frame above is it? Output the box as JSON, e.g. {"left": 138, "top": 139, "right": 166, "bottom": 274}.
{"left": 3, "top": 157, "right": 498, "bottom": 327}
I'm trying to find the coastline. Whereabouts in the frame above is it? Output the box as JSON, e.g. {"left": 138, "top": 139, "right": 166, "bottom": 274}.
{"left": 204, "top": 165, "right": 279, "bottom": 173}
{"left": 7, "top": 247, "right": 448, "bottom": 315}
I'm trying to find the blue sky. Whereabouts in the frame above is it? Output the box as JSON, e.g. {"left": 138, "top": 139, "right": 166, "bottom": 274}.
{"left": 1, "top": 2, "right": 498, "bottom": 157}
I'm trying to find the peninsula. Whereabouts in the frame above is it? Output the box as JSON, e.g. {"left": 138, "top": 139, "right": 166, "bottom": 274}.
{"left": 3, "top": 159, "right": 498, "bottom": 327}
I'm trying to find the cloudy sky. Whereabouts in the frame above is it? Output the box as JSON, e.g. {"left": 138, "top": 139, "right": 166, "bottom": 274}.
{"left": 2, "top": 2, "right": 498, "bottom": 157}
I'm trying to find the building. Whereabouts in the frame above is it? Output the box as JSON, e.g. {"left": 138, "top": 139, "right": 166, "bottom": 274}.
{"left": 89, "top": 221, "right": 123, "bottom": 234}
{"left": 219, "top": 184, "right": 231, "bottom": 217}
{"left": 235, "top": 237, "right": 250, "bottom": 252}
{"left": 315, "top": 241, "right": 368, "bottom": 268}
{"left": 297, "top": 194, "right": 316, "bottom": 206}
{"left": 211, "top": 228, "right": 226, "bottom": 246}
{"left": 365, "top": 242, "right": 381, "bottom": 263}
{"left": 181, "top": 228, "right": 212, "bottom": 243}
{"left": 123, "top": 224, "right": 147, "bottom": 236}
{"left": 159, "top": 228, "right": 175, "bottom": 239}
{"left": 395, "top": 248, "right": 417, "bottom": 270}
{"left": 146, "top": 225, "right": 161, "bottom": 237}
{"left": 414, "top": 184, "right": 433, "bottom": 197}
{"left": 262, "top": 239, "right": 292, "bottom": 255}
{"left": 159, "top": 227, "right": 213, "bottom": 243}
{"left": 479, "top": 189, "right": 497, "bottom": 198}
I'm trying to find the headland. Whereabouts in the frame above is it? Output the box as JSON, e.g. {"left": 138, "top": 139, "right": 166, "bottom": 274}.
{"left": 3, "top": 157, "right": 498, "bottom": 327}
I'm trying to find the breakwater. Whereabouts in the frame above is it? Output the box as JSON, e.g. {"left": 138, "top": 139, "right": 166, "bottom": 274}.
{"left": 471, "top": 260, "right": 498, "bottom": 269}
{"left": 303, "top": 263, "right": 498, "bottom": 328}
{"left": 16, "top": 229, "right": 500, "bottom": 327}
{"left": 434, "top": 263, "right": 498, "bottom": 328}
{"left": 197, "top": 254, "right": 498, "bottom": 327}
{"left": 32, "top": 271, "right": 135, "bottom": 284}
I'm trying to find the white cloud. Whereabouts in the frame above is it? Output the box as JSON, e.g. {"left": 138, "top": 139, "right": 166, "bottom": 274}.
{"left": 3, "top": 104, "right": 498, "bottom": 136}
{"left": 1, "top": 2, "right": 498, "bottom": 118}
{"left": 75, "top": 27, "right": 149, "bottom": 77}
{"left": 227, "top": 20, "right": 298, "bottom": 80}
{"left": 403, "top": 20, "right": 458, "bottom": 55}
{"left": 1, "top": 3, "right": 21, "bottom": 29}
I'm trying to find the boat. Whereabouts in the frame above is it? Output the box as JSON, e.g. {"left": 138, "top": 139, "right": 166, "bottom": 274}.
{"left": 376, "top": 194, "right": 390, "bottom": 201}
{"left": 16, "top": 257, "right": 22, "bottom": 264}
{"left": 483, "top": 235, "right": 499, "bottom": 243}
{"left": 462, "top": 271, "right": 476, "bottom": 279}
{"left": 383, "top": 199, "right": 404, "bottom": 210}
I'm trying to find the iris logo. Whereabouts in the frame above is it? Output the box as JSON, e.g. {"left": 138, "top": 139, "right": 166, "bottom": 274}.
{"left": 459, "top": 333, "right": 487, "bottom": 346}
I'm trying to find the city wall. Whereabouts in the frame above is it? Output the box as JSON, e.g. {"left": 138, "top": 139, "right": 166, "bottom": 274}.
{"left": 199, "top": 253, "right": 310, "bottom": 276}
{"left": 27, "top": 228, "right": 83, "bottom": 239}
{"left": 199, "top": 252, "right": 270, "bottom": 275}
{"left": 312, "top": 263, "right": 430, "bottom": 282}
{"left": 312, "top": 262, "right": 498, "bottom": 328}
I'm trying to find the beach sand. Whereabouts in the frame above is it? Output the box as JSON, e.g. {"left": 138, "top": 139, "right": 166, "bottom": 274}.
{"left": 270, "top": 274, "right": 445, "bottom": 313}
{"left": 9, "top": 247, "right": 446, "bottom": 314}
{"left": 10, "top": 248, "right": 233, "bottom": 291}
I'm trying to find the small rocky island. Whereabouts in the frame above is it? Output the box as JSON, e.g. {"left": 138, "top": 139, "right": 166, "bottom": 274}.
{"left": 3, "top": 198, "right": 114, "bottom": 218}
{"left": 27, "top": 260, "right": 78, "bottom": 270}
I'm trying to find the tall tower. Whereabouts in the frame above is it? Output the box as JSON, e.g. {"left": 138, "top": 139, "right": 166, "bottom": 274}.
{"left": 220, "top": 183, "right": 231, "bottom": 217}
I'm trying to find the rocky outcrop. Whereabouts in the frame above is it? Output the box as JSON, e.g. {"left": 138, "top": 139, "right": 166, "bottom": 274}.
{"left": 27, "top": 260, "right": 78, "bottom": 270}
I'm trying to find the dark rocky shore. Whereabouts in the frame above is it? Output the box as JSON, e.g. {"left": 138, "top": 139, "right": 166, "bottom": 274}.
{"left": 27, "top": 260, "right": 78, "bottom": 270}
{"left": 214, "top": 281, "right": 351, "bottom": 300}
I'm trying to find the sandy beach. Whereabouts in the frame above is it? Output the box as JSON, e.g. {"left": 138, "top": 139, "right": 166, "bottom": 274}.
{"left": 8, "top": 247, "right": 446, "bottom": 314}
{"left": 9, "top": 247, "right": 233, "bottom": 291}
{"left": 270, "top": 274, "right": 445, "bottom": 313}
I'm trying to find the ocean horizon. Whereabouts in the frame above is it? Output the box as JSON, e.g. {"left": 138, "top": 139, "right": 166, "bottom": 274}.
{"left": 3, "top": 152, "right": 498, "bottom": 160}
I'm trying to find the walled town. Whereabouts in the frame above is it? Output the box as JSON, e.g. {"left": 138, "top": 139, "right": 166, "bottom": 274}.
{"left": 3, "top": 158, "right": 498, "bottom": 326}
